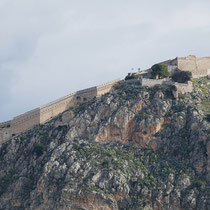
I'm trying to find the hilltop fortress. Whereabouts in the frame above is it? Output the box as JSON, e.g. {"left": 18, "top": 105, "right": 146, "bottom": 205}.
{"left": 161, "top": 55, "right": 210, "bottom": 78}
{"left": 0, "top": 55, "right": 209, "bottom": 143}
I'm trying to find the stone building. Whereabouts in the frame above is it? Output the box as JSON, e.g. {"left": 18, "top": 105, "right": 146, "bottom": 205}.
{"left": 138, "top": 55, "right": 210, "bottom": 78}
{"left": 0, "top": 55, "right": 209, "bottom": 144}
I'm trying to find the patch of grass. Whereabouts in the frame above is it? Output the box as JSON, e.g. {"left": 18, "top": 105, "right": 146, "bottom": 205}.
{"left": 73, "top": 141, "right": 191, "bottom": 190}
{"left": 192, "top": 78, "right": 210, "bottom": 97}
{"left": 202, "top": 101, "right": 210, "bottom": 114}
{"left": 178, "top": 93, "right": 186, "bottom": 99}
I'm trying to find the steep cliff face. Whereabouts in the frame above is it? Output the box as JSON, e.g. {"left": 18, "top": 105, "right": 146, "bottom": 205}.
{"left": 0, "top": 78, "right": 209, "bottom": 210}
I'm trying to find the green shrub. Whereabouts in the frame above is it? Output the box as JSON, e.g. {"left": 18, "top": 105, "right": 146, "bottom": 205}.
{"left": 33, "top": 144, "right": 46, "bottom": 157}
{"left": 178, "top": 93, "right": 186, "bottom": 99}
{"left": 192, "top": 180, "right": 205, "bottom": 189}
{"left": 151, "top": 64, "right": 169, "bottom": 79}
{"left": 192, "top": 78, "right": 209, "bottom": 97}
{"left": 172, "top": 104, "right": 185, "bottom": 112}
{"left": 125, "top": 74, "right": 141, "bottom": 80}
{"left": 172, "top": 70, "right": 192, "bottom": 83}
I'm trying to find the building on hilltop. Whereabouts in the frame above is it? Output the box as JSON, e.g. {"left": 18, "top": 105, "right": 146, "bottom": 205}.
{"left": 138, "top": 55, "right": 210, "bottom": 78}
{"left": 0, "top": 79, "right": 120, "bottom": 143}
{"left": 0, "top": 55, "right": 209, "bottom": 144}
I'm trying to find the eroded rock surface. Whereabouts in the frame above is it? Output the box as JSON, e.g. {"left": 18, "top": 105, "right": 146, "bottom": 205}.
{"left": 0, "top": 78, "right": 209, "bottom": 209}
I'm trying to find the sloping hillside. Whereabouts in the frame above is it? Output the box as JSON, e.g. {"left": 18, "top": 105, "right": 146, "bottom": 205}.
{"left": 0, "top": 77, "right": 209, "bottom": 210}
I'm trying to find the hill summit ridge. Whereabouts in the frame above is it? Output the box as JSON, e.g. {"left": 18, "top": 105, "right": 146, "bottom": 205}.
{"left": 0, "top": 55, "right": 209, "bottom": 143}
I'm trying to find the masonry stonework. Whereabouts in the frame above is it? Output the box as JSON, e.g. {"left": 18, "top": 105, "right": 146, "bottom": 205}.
{"left": 0, "top": 55, "right": 209, "bottom": 144}
{"left": 176, "top": 56, "right": 210, "bottom": 78}
{"left": 0, "top": 79, "right": 120, "bottom": 143}
{"left": 141, "top": 78, "right": 169, "bottom": 87}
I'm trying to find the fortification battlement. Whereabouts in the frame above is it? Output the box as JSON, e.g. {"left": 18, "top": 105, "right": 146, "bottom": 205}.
{"left": 176, "top": 55, "right": 210, "bottom": 78}
{"left": 0, "top": 79, "right": 120, "bottom": 143}
{"left": 13, "top": 108, "right": 40, "bottom": 120}
{"left": 0, "top": 121, "right": 11, "bottom": 129}
{"left": 1, "top": 55, "right": 209, "bottom": 144}
{"left": 138, "top": 55, "right": 210, "bottom": 79}
{"left": 40, "top": 93, "right": 75, "bottom": 110}
{"left": 178, "top": 55, "right": 210, "bottom": 60}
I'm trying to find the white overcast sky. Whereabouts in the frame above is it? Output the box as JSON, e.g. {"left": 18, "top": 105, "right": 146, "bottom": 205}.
{"left": 1, "top": 0, "right": 210, "bottom": 121}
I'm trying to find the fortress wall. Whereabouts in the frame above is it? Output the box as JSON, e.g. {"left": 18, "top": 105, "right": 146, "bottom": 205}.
{"left": 76, "top": 86, "right": 97, "bottom": 100}
{"left": 193, "top": 69, "right": 209, "bottom": 78}
{"left": 174, "top": 81, "right": 193, "bottom": 94}
{"left": 141, "top": 78, "right": 193, "bottom": 94}
{"left": 11, "top": 108, "right": 40, "bottom": 135}
{"left": 0, "top": 121, "right": 11, "bottom": 129}
{"left": 177, "top": 56, "right": 197, "bottom": 72}
{"left": 141, "top": 78, "right": 168, "bottom": 87}
{"left": 40, "top": 86, "right": 99, "bottom": 124}
{"left": 0, "top": 79, "right": 126, "bottom": 143}
{"left": 177, "top": 56, "right": 210, "bottom": 78}
{"left": 97, "top": 79, "right": 120, "bottom": 96}
{"left": 0, "top": 121, "right": 12, "bottom": 143}
{"left": 39, "top": 79, "right": 120, "bottom": 124}
{"left": 0, "top": 127, "right": 11, "bottom": 143}
{"left": 197, "top": 57, "right": 210, "bottom": 69}
{"left": 40, "top": 93, "right": 75, "bottom": 123}
{"left": 194, "top": 57, "right": 210, "bottom": 78}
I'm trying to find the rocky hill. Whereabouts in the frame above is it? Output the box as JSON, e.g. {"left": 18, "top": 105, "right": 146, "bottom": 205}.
{"left": 0, "top": 77, "right": 209, "bottom": 210}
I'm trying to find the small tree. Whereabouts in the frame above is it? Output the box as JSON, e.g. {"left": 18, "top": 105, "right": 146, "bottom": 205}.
{"left": 151, "top": 64, "right": 169, "bottom": 79}
{"left": 171, "top": 70, "right": 192, "bottom": 83}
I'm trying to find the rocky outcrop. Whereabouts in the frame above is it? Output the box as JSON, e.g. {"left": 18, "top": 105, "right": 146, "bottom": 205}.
{"left": 0, "top": 77, "right": 209, "bottom": 209}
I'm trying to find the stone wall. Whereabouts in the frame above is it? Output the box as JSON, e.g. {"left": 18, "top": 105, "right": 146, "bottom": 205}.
{"left": 40, "top": 93, "right": 76, "bottom": 124}
{"left": 140, "top": 78, "right": 193, "bottom": 95}
{"left": 174, "top": 81, "right": 193, "bottom": 94}
{"left": 141, "top": 78, "right": 169, "bottom": 87}
{"left": 0, "top": 121, "right": 12, "bottom": 143}
{"left": 0, "top": 79, "right": 120, "bottom": 143}
{"left": 97, "top": 79, "right": 121, "bottom": 96}
{"left": 138, "top": 56, "right": 210, "bottom": 79}
{"left": 11, "top": 108, "right": 40, "bottom": 135}
{"left": 177, "top": 56, "right": 210, "bottom": 78}
{"left": 1, "top": 55, "right": 209, "bottom": 144}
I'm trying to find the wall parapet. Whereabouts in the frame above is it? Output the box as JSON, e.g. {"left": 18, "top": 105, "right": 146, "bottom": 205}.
{"left": 96, "top": 79, "right": 120, "bottom": 96}
{"left": 0, "top": 120, "right": 11, "bottom": 128}
{"left": 174, "top": 81, "right": 193, "bottom": 94}
{"left": 40, "top": 93, "right": 75, "bottom": 110}
{"left": 1, "top": 53, "right": 209, "bottom": 144}
{"left": 140, "top": 78, "right": 193, "bottom": 95}
{"left": 177, "top": 56, "right": 210, "bottom": 78}
{"left": 0, "top": 79, "right": 120, "bottom": 143}
{"left": 13, "top": 108, "right": 40, "bottom": 121}
{"left": 97, "top": 79, "right": 120, "bottom": 88}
